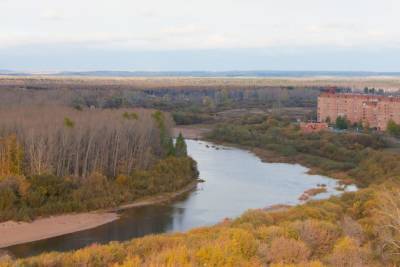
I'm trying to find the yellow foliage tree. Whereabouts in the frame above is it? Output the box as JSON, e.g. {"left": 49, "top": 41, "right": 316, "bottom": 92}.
{"left": 148, "top": 246, "right": 192, "bottom": 267}
{"left": 270, "top": 261, "right": 325, "bottom": 267}
{"left": 114, "top": 256, "right": 142, "bottom": 267}
{"left": 0, "top": 135, "right": 24, "bottom": 179}
{"left": 328, "top": 236, "right": 368, "bottom": 266}
{"left": 263, "top": 237, "right": 311, "bottom": 265}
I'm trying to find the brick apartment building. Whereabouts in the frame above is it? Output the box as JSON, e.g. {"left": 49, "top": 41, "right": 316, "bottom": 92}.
{"left": 317, "top": 92, "right": 400, "bottom": 130}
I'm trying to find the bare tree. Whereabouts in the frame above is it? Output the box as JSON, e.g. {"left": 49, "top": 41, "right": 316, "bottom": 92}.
{"left": 0, "top": 106, "right": 168, "bottom": 179}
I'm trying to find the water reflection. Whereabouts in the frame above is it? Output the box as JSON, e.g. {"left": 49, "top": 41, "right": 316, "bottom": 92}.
{"left": 8, "top": 140, "right": 346, "bottom": 258}
{"left": 8, "top": 193, "right": 195, "bottom": 258}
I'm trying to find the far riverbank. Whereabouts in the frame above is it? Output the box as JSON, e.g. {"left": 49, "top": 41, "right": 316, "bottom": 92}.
{"left": 173, "top": 125, "right": 211, "bottom": 139}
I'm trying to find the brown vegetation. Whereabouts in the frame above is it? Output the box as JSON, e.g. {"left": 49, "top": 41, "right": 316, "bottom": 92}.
{"left": 0, "top": 106, "right": 198, "bottom": 221}
{"left": 0, "top": 77, "right": 399, "bottom": 266}
{"left": 0, "top": 76, "right": 321, "bottom": 111}
{"left": 0, "top": 107, "right": 164, "bottom": 178}
{"left": 2, "top": 75, "right": 400, "bottom": 91}
{"left": 1, "top": 114, "right": 400, "bottom": 265}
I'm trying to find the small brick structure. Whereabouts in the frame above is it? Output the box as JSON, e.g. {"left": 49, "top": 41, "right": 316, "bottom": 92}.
{"left": 300, "top": 122, "right": 329, "bottom": 133}
{"left": 317, "top": 92, "right": 400, "bottom": 130}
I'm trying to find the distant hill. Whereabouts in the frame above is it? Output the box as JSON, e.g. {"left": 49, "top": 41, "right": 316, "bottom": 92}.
{"left": 2, "top": 70, "right": 400, "bottom": 78}
{"left": 55, "top": 70, "right": 400, "bottom": 78}
{"left": 0, "top": 69, "right": 31, "bottom": 76}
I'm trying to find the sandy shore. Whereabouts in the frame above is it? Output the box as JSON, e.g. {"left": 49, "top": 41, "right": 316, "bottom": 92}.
{"left": 0, "top": 213, "right": 118, "bottom": 248}
{"left": 0, "top": 180, "right": 198, "bottom": 249}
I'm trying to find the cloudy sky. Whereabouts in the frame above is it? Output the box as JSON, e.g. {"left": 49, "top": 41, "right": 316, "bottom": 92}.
{"left": 1, "top": 0, "right": 399, "bottom": 71}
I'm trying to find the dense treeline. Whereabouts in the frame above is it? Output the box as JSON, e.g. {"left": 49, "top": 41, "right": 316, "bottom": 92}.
{"left": 0, "top": 78, "right": 321, "bottom": 116}
{"left": 208, "top": 115, "right": 394, "bottom": 187}
{"left": 49, "top": 86, "right": 320, "bottom": 110}
{"left": 0, "top": 107, "right": 198, "bottom": 221}
{"left": 0, "top": 156, "right": 197, "bottom": 221}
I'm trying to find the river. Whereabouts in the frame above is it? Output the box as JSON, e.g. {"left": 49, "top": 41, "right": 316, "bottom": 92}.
{"left": 7, "top": 140, "right": 353, "bottom": 258}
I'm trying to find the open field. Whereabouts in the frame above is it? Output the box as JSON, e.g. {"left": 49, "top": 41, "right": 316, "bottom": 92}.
{"left": 0, "top": 75, "right": 329, "bottom": 91}
{"left": 1, "top": 75, "right": 400, "bottom": 90}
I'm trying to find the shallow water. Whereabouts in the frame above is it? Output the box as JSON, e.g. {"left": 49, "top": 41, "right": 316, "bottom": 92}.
{"left": 8, "top": 140, "right": 351, "bottom": 258}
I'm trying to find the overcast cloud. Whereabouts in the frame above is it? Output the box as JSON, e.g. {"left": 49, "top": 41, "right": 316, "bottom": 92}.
{"left": 1, "top": 0, "right": 399, "bottom": 71}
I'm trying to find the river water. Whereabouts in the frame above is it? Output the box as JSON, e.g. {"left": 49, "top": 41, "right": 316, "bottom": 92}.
{"left": 8, "top": 140, "right": 351, "bottom": 258}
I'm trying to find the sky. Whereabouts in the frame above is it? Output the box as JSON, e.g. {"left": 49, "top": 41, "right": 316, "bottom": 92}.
{"left": 0, "top": 0, "right": 399, "bottom": 72}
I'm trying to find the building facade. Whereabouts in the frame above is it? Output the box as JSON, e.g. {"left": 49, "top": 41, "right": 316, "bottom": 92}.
{"left": 317, "top": 92, "right": 400, "bottom": 130}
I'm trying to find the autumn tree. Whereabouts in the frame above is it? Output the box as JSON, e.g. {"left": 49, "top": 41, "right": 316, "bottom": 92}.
{"left": 376, "top": 186, "right": 400, "bottom": 263}
{"left": 327, "top": 237, "right": 369, "bottom": 266}
{"left": 0, "top": 135, "right": 24, "bottom": 178}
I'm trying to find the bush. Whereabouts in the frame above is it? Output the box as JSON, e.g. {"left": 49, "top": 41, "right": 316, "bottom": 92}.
{"left": 387, "top": 119, "right": 400, "bottom": 137}
{"left": 270, "top": 261, "right": 324, "bottom": 267}
{"left": 195, "top": 228, "right": 258, "bottom": 266}
{"left": 335, "top": 116, "right": 349, "bottom": 130}
{"left": 289, "top": 219, "right": 340, "bottom": 256}
{"left": 232, "top": 209, "right": 274, "bottom": 228}
{"left": 172, "top": 111, "right": 212, "bottom": 125}
{"left": 327, "top": 237, "right": 370, "bottom": 266}
{"left": 262, "top": 237, "right": 311, "bottom": 264}
{"left": 255, "top": 225, "right": 287, "bottom": 243}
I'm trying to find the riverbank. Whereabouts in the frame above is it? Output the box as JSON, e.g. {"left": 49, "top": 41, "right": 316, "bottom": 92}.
{"left": 173, "top": 125, "right": 211, "bottom": 139}
{"left": 250, "top": 147, "right": 355, "bottom": 185}
{"left": 112, "top": 179, "right": 199, "bottom": 212}
{"left": 0, "top": 180, "right": 199, "bottom": 249}
{"left": 207, "top": 138, "right": 356, "bottom": 186}
{"left": 0, "top": 213, "right": 119, "bottom": 249}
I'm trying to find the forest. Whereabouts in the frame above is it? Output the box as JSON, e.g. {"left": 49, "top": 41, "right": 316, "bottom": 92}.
{"left": 1, "top": 77, "right": 400, "bottom": 266}
{"left": 0, "top": 77, "right": 323, "bottom": 124}
{"left": 3, "top": 116, "right": 400, "bottom": 266}
{"left": 0, "top": 106, "right": 198, "bottom": 221}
